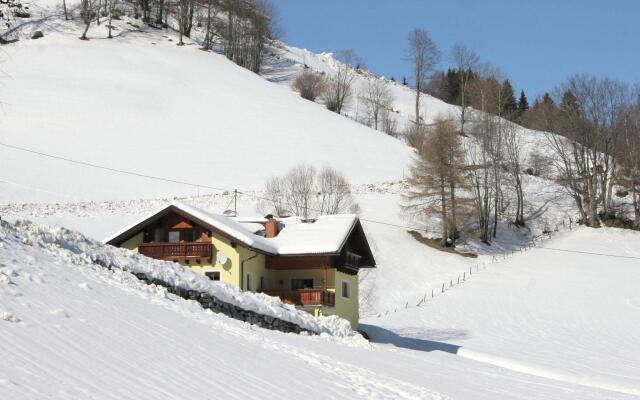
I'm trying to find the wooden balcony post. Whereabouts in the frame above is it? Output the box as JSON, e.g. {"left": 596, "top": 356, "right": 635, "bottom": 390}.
{"left": 323, "top": 266, "right": 327, "bottom": 291}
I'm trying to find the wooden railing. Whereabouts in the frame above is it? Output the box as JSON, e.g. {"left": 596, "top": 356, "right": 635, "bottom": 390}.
{"left": 264, "top": 289, "right": 335, "bottom": 307}
{"left": 138, "top": 242, "right": 212, "bottom": 259}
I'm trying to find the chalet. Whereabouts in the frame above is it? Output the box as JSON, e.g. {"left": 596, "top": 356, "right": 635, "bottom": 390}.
{"left": 104, "top": 202, "right": 375, "bottom": 329}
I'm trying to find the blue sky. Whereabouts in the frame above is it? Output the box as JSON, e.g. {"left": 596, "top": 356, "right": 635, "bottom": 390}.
{"left": 274, "top": 1, "right": 639, "bottom": 99}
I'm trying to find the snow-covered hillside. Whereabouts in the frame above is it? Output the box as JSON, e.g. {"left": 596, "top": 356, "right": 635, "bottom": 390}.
{"left": 2, "top": 2, "right": 640, "bottom": 399}
{"left": 0, "top": 11, "right": 410, "bottom": 204}
{"left": 261, "top": 44, "right": 460, "bottom": 129}
{"left": 364, "top": 226, "right": 640, "bottom": 397}
{"left": 3, "top": 219, "right": 640, "bottom": 399}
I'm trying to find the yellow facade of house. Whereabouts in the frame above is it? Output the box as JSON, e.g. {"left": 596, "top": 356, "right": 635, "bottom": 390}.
{"left": 109, "top": 205, "right": 374, "bottom": 330}
{"left": 120, "top": 233, "right": 361, "bottom": 328}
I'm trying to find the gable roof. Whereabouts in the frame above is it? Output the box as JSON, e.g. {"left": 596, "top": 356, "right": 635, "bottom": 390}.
{"left": 104, "top": 202, "right": 276, "bottom": 254}
{"left": 104, "top": 202, "right": 375, "bottom": 264}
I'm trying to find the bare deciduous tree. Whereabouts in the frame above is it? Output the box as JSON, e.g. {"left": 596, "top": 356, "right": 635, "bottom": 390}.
{"left": 467, "top": 111, "right": 499, "bottom": 243}
{"left": 79, "top": 0, "right": 93, "bottom": 40}
{"left": 322, "top": 66, "right": 354, "bottom": 114}
{"left": 403, "top": 121, "right": 427, "bottom": 149}
{"left": 284, "top": 164, "right": 316, "bottom": 219}
{"left": 264, "top": 176, "right": 289, "bottom": 217}
{"left": 359, "top": 78, "right": 393, "bottom": 130}
{"left": 219, "top": 0, "right": 276, "bottom": 72}
{"left": 504, "top": 123, "right": 525, "bottom": 226}
{"left": 317, "top": 166, "right": 359, "bottom": 215}
{"left": 450, "top": 43, "right": 479, "bottom": 134}
{"left": 107, "top": 0, "right": 118, "bottom": 38}
{"left": 618, "top": 89, "right": 640, "bottom": 226}
{"left": 380, "top": 109, "right": 399, "bottom": 137}
{"left": 262, "top": 165, "right": 358, "bottom": 218}
{"left": 200, "top": 0, "right": 219, "bottom": 50}
{"left": 406, "top": 28, "right": 440, "bottom": 128}
{"left": 292, "top": 70, "right": 325, "bottom": 101}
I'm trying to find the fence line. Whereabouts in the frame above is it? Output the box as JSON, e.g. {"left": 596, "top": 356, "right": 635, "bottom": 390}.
{"left": 372, "top": 216, "right": 575, "bottom": 319}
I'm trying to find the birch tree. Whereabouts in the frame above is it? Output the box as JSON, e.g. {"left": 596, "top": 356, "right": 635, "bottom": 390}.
{"left": 406, "top": 28, "right": 440, "bottom": 128}
{"left": 450, "top": 43, "right": 479, "bottom": 134}
{"left": 504, "top": 123, "right": 525, "bottom": 226}
{"left": 359, "top": 78, "right": 393, "bottom": 130}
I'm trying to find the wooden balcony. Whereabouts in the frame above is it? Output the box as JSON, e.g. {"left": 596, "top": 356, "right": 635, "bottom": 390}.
{"left": 138, "top": 242, "right": 212, "bottom": 260}
{"left": 264, "top": 289, "right": 335, "bottom": 307}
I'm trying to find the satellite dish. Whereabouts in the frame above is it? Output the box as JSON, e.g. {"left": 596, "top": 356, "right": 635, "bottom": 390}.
{"left": 216, "top": 251, "right": 229, "bottom": 265}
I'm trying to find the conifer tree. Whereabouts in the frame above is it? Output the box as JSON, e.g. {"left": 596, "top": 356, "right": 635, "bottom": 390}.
{"left": 518, "top": 90, "right": 529, "bottom": 115}
{"left": 502, "top": 79, "right": 518, "bottom": 119}
{"left": 403, "top": 118, "right": 466, "bottom": 246}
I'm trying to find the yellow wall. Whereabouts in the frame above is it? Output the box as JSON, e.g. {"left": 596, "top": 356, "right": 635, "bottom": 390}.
{"left": 120, "top": 232, "right": 144, "bottom": 251}
{"left": 238, "top": 246, "right": 266, "bottom": 291}
{"left": 333, "top": 270, "right": 360, "bottom": 330}
{"left": 117, "top": 231, "right": 360, "bottom": 328}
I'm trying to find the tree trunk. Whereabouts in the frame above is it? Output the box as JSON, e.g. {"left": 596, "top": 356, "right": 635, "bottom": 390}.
{"left": 63, "top": 0, "right": 68, "bottom": 20}
{"left": 634, "top": 187, "right": 640, "bottom": 228}
{"left": 107, "top": 3, "right": 113, "bottom": 38}
{"left": 81, "top": 22, "right": 90, "bottom": 40}
{"left": 448, "top": 180, "right": 458, "bottom": 242}
{"left": 440, "top": 176, "right": 448, "bottom": 247}
{"left": 185, "top": 4, "right": 194, "bottom": 38}
{"left": 415, "top": 76, "right": 421, "bottom": 128}
{"left": 460, "top": 72, "right": 465, "bottom": 134}
{"left": 202, "top": 0, "right": 212, "bottom": 50}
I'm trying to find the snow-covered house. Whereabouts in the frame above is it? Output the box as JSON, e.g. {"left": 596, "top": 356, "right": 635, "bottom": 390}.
{"left": 105, "top": 203, "right": 375, "bottom": 329}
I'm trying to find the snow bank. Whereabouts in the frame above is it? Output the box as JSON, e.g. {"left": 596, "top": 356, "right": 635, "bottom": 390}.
{"left": 5, "top": 220, "right": 358, "bottom": 337}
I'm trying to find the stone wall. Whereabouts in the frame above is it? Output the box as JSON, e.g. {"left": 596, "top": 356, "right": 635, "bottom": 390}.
{"left": 132, "top": 272, "right": 315, "bottom": 335}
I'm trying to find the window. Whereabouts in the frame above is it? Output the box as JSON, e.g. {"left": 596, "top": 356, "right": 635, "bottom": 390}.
{"left": 345, "top": 252, "right": 361, "bottom": 268}
{"left": 185, "top": 229, "right": 196, "bottom": 242}
{"left": 154, "top": 228, "right": 164, "bottom": 242}
{"left": 291, "top": 278, "right": 314, "bottom": 290}
{"left": 168, "top": 231, "right": 180, "bottom": 243}
{"left": 260, "top": 276, "right": 265, "bottom": 291}
{"left": 341, "top": 281, "right": 351, "bottom": 299}
{"left": 205, "top": 271, "right": 220, "bottom": 281}
{"left": 246, "top": 273, "right": 253, "bottom": 291}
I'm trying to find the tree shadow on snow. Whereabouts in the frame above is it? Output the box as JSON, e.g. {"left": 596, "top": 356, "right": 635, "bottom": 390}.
{"left": 360, "top": 324, "right": 466, "bottom": 355}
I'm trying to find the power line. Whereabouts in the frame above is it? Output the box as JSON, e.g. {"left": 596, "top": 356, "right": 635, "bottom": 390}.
{"left": 1, "top": 141, "right": 429, "bottom": 231}
{"left": 9, "top": 139, "right": 637, "bottom": 262}
{"left": 536, "top": 246, "right": 640, "bottom": 260}
{"left": 0, "top": 142, "right": 229, "bottom": 193}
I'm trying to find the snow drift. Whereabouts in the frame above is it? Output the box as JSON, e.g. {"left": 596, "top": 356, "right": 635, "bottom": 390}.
{"left": 2, "top": 219, "right": 357, "bottom": 336}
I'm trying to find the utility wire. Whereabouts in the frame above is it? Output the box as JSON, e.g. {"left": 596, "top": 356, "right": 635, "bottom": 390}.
{"left": 1, "top": 141, "right": 429, "bottom": 231}
{"left": 4, "top": 141, "right": 640, "bottom": 262}
{"left": 536, "top": 247, "right": 640, "bottom": 260}
{"left": 0, "top": 142, "right": 229, "bottom": 192}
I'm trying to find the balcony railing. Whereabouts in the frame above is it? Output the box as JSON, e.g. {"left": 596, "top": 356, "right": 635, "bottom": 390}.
{"left": 264, "top": 289, "right": 335, "bottom": 307}
{"left": 138, "top": 242, "right": 212, "bottom": 259}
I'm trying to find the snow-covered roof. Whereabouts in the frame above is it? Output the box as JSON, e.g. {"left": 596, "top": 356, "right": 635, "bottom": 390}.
{"left": 104, "top": 203, "right": 368, "bottom": 258}
{"left": 268, "top": 215, "right": 358, "bottom": 255}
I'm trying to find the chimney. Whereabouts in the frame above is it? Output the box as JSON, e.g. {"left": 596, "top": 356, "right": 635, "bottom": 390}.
{"left": 264, "top": 219, "right": 279, "bottom": 238}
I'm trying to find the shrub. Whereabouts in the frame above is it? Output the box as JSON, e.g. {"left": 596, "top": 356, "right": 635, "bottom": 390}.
{"left": 292, "top": 70, "right": 325, "bottom": 101}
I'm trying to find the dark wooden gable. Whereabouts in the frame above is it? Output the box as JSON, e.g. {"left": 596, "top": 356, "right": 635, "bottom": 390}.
{"left": 337, "top": 220, "right": 376, "bottom": 271}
